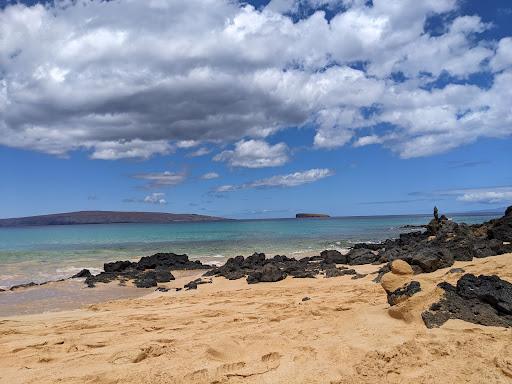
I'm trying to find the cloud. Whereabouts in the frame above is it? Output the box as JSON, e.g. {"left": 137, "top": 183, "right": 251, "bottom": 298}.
{"left": 353, "top": 135, "right": 383, "bottom": 147}
{"left": 410, "top": 186, "right": 512, "bottom": 204}
{"left": 214, "top": 139, "right": 289, "bottom": 168}
{"left": 0, "top": 0, "right": 510, "bottom": 159}
{"left": 456, "top": 188, "right": 512, "bottom": 204}
{"left": 216, "top": 168, "right": 333, "bottom": 192}
{"left": 446, "top": 160, "right": 490, "bottom": 169}
{"left": 187, "top": 147, "right": 211, "bottom": 157}
{"left": 89, "top": 140, "right": 173, "bottom": 160}
{"left": 132, "top": 171, "right": 186, "bottom": 188}
{"left": 201, "top": 172, "right": 219, "bottom": 180}
{"left": 143, "top": 193, "right": 167, "bottom": 205}
{"left": 176, "top": 140, "right": 199, "bottom": 149}
{"left": 491, "top": 37, "right": 512, "bottom": 72}
{"left": 124, "top": 192, "right": 167, "bottom": 204}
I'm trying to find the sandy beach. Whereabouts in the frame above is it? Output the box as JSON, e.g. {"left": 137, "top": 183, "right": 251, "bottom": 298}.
{"left": 1, "top": 254, "right": 511, "bottom": 384}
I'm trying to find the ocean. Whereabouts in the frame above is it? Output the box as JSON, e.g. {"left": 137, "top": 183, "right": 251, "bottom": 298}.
{"left": 0, "top": 213, "right": 498, "bottom": 288}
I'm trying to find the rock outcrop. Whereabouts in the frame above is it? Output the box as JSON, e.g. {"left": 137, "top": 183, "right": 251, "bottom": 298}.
{"left": 422, "top": 274, "right": 512, "bottom": 328}
{"left": 345, "top": 206, "right": 512, "bottom": 273}
{"left": 84, "top": 252, "right": 207, "bottom": 288}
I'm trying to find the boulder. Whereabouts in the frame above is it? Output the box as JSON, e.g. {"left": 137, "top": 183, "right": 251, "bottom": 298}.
{"left": 71, "top": 269, "right": 93, "bottom": 278}
{"left": 403, "top": 248, "right": 454, "bottom": 273}
{"left": 246, "top": 263, "right": 286, "bottom": 284}
{"left": 104, "top": 260, "right": 133, "bottom": 273}
{"left": 346, "top": 248, "right": 379, "bottom": 265}
{"left": 488, "top": 215, "right": 512, "bottom": 242}
{"left": 456, "top": 274, "right": 512, "bottom": 314}
{"left": 422, "top": 274, "right": 512, "bottom": 328}
{"left": 242, "top": 253, "right": 266, "bottom": 269}
{"left": 381, "top": 272, "right": 410, "bottom": 293}
{"left": 134, "top": 271, "right": 158, "bottom": 288}
{"left": 155, "top": 267, "right": 175, "bottom": 283}
{"left": 136, "top": 252, "right": 209, "bottom": 270}
{"left": 390, "top": 260, "right": 413, "bottom": 275}
{"left": 320, "top": 250, "right": 348, "bottom": 264}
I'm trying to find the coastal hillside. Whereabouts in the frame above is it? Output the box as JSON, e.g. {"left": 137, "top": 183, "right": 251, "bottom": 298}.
{"left": 0, "top": 211, "right": 228, "bottom": 227}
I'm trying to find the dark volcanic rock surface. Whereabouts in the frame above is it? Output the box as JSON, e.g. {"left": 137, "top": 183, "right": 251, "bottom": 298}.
{"left": 346, "top": 206, "right": 512, "bottom": 274}
{"left": 422, "top": 274, "right": 512, "bottom": 328}
{"left": 247, "top": 263, "right": 287, "bottom": 284}
{"left": 387, "top": 281, "right": 421, "bottom": 306}
{"left": 84, "top": 252, "right": 209, "bottom": 288}
{"left": 71, "top": 269, "right": 93, "bottom": 279}
{"left": 205, "top": 251, "right": 359, "bottom": 284}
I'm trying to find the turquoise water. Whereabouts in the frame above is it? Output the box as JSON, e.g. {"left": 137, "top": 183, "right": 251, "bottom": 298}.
{"left": 0, "top": 213, "right": 498, "bottom": 288}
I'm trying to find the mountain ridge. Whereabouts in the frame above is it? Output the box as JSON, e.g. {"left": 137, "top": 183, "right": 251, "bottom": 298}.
{"left": 0, "top": 211, "right": 230, "bottom": 227}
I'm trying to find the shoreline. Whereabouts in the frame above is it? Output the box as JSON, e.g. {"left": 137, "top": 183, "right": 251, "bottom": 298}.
{"left": 1, "top": 208, "right": 511, "bottom": 382}
{"left": 0, "top": 270, "right": 207, "bottom": 318}
{"left": 0, "top": 211, "right": 499, "bottom": 290}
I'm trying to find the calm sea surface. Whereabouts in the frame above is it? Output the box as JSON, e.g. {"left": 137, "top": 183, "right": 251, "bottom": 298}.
{"left": 0, "top": 213, "right": 498, "bottom": 288}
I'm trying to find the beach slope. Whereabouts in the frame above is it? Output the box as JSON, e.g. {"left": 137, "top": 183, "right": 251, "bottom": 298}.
{"left": 1, "top": 254, "right": 511, "bottom": 384}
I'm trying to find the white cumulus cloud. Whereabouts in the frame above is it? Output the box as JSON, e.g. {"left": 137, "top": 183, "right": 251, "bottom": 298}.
{"left": 216, "top": 168, "right": 333, "bottom": 192}
{"left": 0, "top": 0, "right": 510, "bottom": 159}
{"left": 214, "top": 139, "right": 289, "bottom": 168}
{"left": 456, "top": 188, "right": 512, "bottom": 204}
{"left": 143, "top": 193, "right": 167, "bottom": 205}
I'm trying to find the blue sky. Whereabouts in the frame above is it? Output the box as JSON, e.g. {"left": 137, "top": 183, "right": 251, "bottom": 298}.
{"left": 0, "top": 0, "right": 511, "bottom": 219}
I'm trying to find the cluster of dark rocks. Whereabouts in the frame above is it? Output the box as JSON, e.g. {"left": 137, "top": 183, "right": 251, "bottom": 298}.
{"left": 202, "top": 251, "right": 366, "bottom": 284}
{"left": 4, "top": 206, "right": 511, "bottom": 301}
{"left": 422, "top": 273, "right": 512, "bottom": 328}
{"left": 73, "top": 252, "right": 211, "bottom": 288}
{"left": 351, "top": 206, "right": 512, "bottom": 275}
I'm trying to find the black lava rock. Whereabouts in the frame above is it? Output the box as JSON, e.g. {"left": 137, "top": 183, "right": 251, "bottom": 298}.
{"left": 247, "top": 263, "right": 287, "bottom": 284}
{"left": 386, "top": 281, "right": 421, "bottom": 306}
{"left": 320, "top": 249, "right": 348, "bottom": 264}
{"left": 134, "top": 271, "right": 158, "bottom": 288}
{"left": 71, "top": 269, "right": 93, "bottom": 279}
{"left": 422, "top": 274, "right": 512, "bottom": 328}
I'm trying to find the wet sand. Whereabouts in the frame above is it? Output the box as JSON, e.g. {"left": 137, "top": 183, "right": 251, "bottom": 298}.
{"left": 0, "top": 270, "right": 202, "bottom": 317}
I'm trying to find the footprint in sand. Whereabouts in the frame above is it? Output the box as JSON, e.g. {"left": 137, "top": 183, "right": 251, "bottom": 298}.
{"left": 261, "top": 352, "right": 281, "bottom": 363}
{"left": 109, "top": 344, "right": 168, "bottom": 364}
{"left": 216, "top": 361, "right": 246, "bottom": 374}
{"left": 183, "top": 368, "right": 209, "bottom": 381}
{"left": 205, "top": 347, "right": 227, "bottom": 361}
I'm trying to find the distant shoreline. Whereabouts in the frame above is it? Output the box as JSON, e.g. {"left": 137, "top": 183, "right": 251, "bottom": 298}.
{"left": 0, "top": 209, "right": 502, "bottom": 228}
{"left": 0, "top": 210, "right": 230, "bottom": 228}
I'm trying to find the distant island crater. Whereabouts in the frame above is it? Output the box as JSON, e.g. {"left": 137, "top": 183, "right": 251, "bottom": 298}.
{"left": 295, "top": 213, "right": 330, "bottom": 218}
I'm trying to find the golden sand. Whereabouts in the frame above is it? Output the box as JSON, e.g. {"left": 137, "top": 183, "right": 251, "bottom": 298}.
{"left": 1, "top": 254, "right": 511, "bottom": 383}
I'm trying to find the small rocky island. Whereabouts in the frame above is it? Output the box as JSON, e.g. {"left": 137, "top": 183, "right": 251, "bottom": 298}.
{"left": 296, "top": 213, "right": 330, "bottom": 218}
